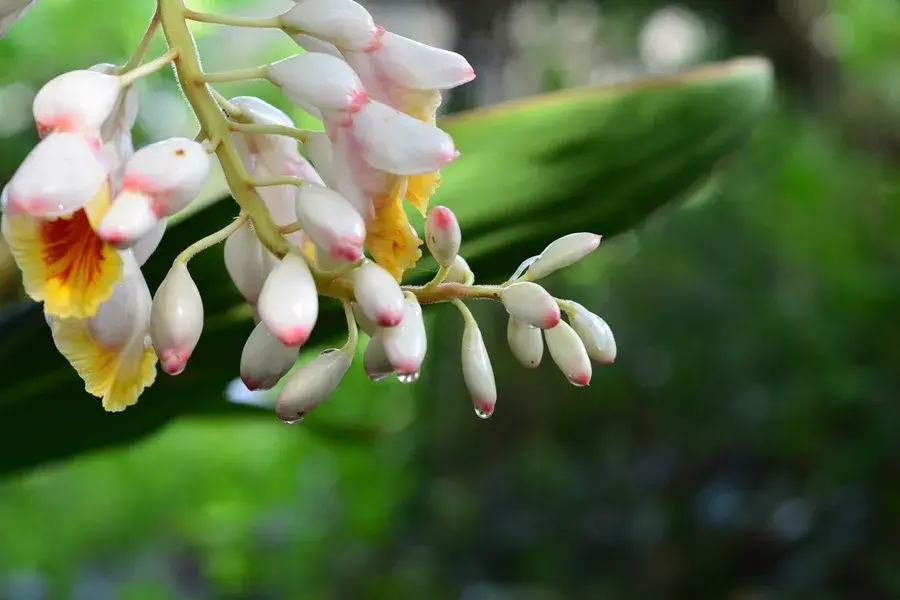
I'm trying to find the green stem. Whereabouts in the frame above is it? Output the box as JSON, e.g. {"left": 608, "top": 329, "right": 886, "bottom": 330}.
{"left": 423, "top": 264, "right": 451, "bottom": 290}
{"left": 184, "top": 9, "right": 281, "bottom": 29}
{"left": 209, "top": 87, "right": 244, "bottom": 119}
{"left": 157, "top": 0, "right": 290, "bottom": 258}
{"left": 120, "top": 9, "right": 160, "bottom": 73}
{"left": 119, "top": 48, "right": 179, "bottom": 86}
{"left": 176, "top": 214, "right": 249, "bottom": 264}
{"left": 251, "top": 176, "right": 306, "bottom": 188}
{"left": 202, "top": 66, "right": 268, "bottom": 83}
{"left": 340, "top": 302, "right": 359, "bottom": 355}
{"left": 451, "top": 298, "right": 476, "bottom": 325}
{"left": 229, "top": 122, "right": 309, "bottom": 143}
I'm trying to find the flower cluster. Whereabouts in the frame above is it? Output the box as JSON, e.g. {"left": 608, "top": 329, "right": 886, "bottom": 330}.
{"left": 0, "top": 0, "right": 616, "bottom": 421}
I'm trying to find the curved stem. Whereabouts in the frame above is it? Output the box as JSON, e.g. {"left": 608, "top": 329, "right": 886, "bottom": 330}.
{"left": 251, "top": 175, "right": 306, "bottom": 189}
{"left": 184, "top": 9, "right": 281, "bottom": 29}
{"left": 229, "top": 122, "right": 309, "bottom": 143}
{"left": 120, "top": 9, "right": 160, "bottom": 73}
{"left": 340, "top": 302, "right": 359, "bottom": 355}
{"left": 209, "top": 87, "right": 244, "bottom": 119}
{"left": 119, "top": 49, "right": 179, "bottom": 86}
{"left": 279, "top": 221, "right": 304, "bottom": 235}
{"left": 450, "top": 298, "right": 476, "bottom": 325}
{"left": 423, "top": 264, "right": 451, "bottom": 290}
{"left": 176, "top": 214, "right": 249, "bottom": 264}
{"left": 202, "top": 66, "right": 268, "bottom": 84}
{"left": 158, "top": 0, "right": 290, "bottom": 258}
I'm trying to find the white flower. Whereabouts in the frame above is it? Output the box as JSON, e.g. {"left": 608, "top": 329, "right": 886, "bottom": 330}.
{"left": 507, "top": 316, "right": 543, "bottom": 369}
{"left": 500, "top": 282, "right": 561, "bottom": 329}
{"left": 353, "top": 260, "right": 406, "bottom": 327}
{"left": 257, "top": 254, "right": 319, "bottom": 346}
{"left": 275, "top": 348, "right": 353, "bottom": 423}
{"left": 382, "top": 293, "right": 426, "bottom": 376}
{"left": 240, "top": 321, "right": 301, "bottom": 391}
{"left": 150, "top": 263, "right": 204, "bottom": 376}
{"left": 545, "top": 320, "right": 592, "bottom": 387}
{"left": 280, "top": 0, "right": 384, "bottom": 52}
{"left": 425, "top": 205, "right": 461, "bottom": 268}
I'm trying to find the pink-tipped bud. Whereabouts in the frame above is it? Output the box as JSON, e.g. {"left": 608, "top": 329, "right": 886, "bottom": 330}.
{"left": 132, "top": 218, "right": 167, "bottom": 267}
{"left": 425, "top": 205, "right": 461, "bottom": 268}
{"left": 569, "top": 302, "right": 617, "bottom": 364}
{"left": 363, "top": 331, "right": 393, "bottom": 382}
{"left": 240, "top": 321, "right": 301, "bottom": 391}
{"left": 461, "top": 316, "right": 496, "bottom": 419}
{"left": 368, "top": 32, "right": 476, "bottom": 91}
{"left": 353, "top": 261, "right": 405, "bottom": 328}
{"left": 95, "top": 190, "right": 160, "bottom": 249}
{"left": 6, "top": 132, "right": 107, "bottom": 218}
{"left": 351, "top": 302, "right": 379, "bottom": 337}
{"left": 280, "top": 0, "right": 383, "bottom": 52}
{"left": 507, "top": 316, "right": 543, "bottom": 369}
{"left": 383, "top": 293, "right": 426, "bottom": 376}
{"left": 150, "top": 263, "right": 204, "bottom": 376}
{"left": 544, "top": 320, "right": 592, "bottom": 387}
{"left": 258, "top": 254, "right": 319, "bottom": 347}
{"left": 527, "top": 233, "right": 603, "bottom": 281}
{"left": 352, "top": 101, "right": 457, "bottom": 176}
{"left": 33, "top": 69, "right": 121, "bottom": 137}
{"left": 500, "top": 282, "right": 560, "bottom": 329}
{"left": 275, "top": 348, "right": 352, "bottom": 423}
{"left": 121, "top": 138, "right": 210, "bottom": 217}
{"left": 267, "top": 53, "right": 368, "bottom": 118}
{"left": 224, "top": 222, "right": 278, "bottom": 306}
{"left": 444, "top": 255, "right": 474, "bottom": 285}
{"left": 295, "top": 184, "right": 366, "bottom": 263}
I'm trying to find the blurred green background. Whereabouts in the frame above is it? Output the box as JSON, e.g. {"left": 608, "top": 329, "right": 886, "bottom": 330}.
{"left": 1, "top": 0, "right": 899, "bottom": 598}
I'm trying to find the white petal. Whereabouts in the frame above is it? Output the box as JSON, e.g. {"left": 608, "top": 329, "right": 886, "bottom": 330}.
{"left": 353, "top": 261, "right": 405, "bottom": 328}
{"left": 150, "top": 262, "right": 204, "bottom": 376}
{"left": 95, "top": 190, "right": 159, "bottom": 249}
{"left": 5, "top": 132, "right": 108, "bottom": 218}
{"left": 569, "top": 302, "right": 617, "bottom": 363}
{"left": 295, "top": 183, "right": 365, "bottom": 262}
{"left": 267, "top": 53, "right": 368, "bottom": 118}
{"left": 89, "top": 62, "right": 140, "bottom": 140}
{"left": 527, "top": 233, "right": 603, "bottom": 280}
{"left": 461, "top": 317, "right": 496, "bottom": 417}
{"left": 351, "top": 302, "right": 379, "bottom": 337}
{"left": 275, "top": 348, "right": 352, "bottom": 422}
{"left": 131, "top": 218, "right": 167, "bottom": 267}
{"left": 500, "top": 282, "right": 561, "bottom": 329}
{"left": 87, "top": 251, "right": 151, "bottom": 349}
{"left": 507, "top": 316, "right": 543, "bottom": 369}
{"left": 545, "top": 320, "right": 592, "bottom": 387}
{"left": 32, "top": 70, "right": 121, "bottom": 136}
{"left": 425, "top": 205, "right": 461, "bottom": 268}
{"left": 369, "top": 32, "right": 475, "bottom": 91}
{"left": 304, "top": 131, "right": 337, "bottom": 187}
{"left": 363, "top": 331, "right": 393, "bottom": 381}
{"left": 383, "top": 294, "right": 426, "bottom": 375}
{"left": 329, "top": 127, "right": 376, "bottom": 220}
{"left": 240, "top": 320, "right": 301, "bottom": 391}
{"left": 258, "top": 254, "right": 319, "bottom": 346}
{"left": 225, "top": 222, "right": 278, "bottom": 306}
{"left": 122, "top": 138, "right": 210, "bottom": 216}
{"left": 351, "top": 101, "right": 457, "bottom": 175}
{"left": 280, "top": 0, "right": 382, "bottom": 52}
{"left": 289, "top": 33, "right": 343, "bottom": 58}
{"left": 102, "top": 128, "right": 135, "bottom": 191}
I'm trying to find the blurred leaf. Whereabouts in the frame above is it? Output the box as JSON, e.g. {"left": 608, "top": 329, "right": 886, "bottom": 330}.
{"left": 0, "top": 57, "right": 772, "bottom": 476}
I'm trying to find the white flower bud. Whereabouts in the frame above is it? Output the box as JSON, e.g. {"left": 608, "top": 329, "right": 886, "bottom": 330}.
{"left": 444, "top": 255, "right": 473, "bottom": 284}
{"left": 353, "top": 261, "right": 405, "bottom": 328}
{"left": 280, "top": 0, "right": 383, "bottom": 52}
{"left": 510, "top": 255, "right": 538, "bottom": 282}
{"left": 500, "top": 282, "right": 561, "bottom": 329}
{"left": 224, "top": 222, "right": 278, "bottom": 306}
{"left": 275, "top": 348, "right": 352, "bottom": 423}
{"left": 526, "top": 233, "right": 602, "bottom": 281}
{"left": 258, "top": 254, "right": 319, "bottom": 347}
{"left": 131, "top": 218, "right": 167, "bottom": 267}
{"left": 32, "top": 69, "right": 121, "bottom": 137}
{"left": 240, "top": 321, "right": 301, "bottom": 391}
{"left": 150, "top": 263, "right": 204, "bottom": 376}
{"left": 351, "top": 302, "right": 378, "bottom": 337}
{"left": 95, "top": 190, "right": 160, "bottom": 248}
{"left": 363, "top": 331, "right": 393, "bottom": 382}
{"left": 289, "top": 33, "right": 343, "bottom": 58}
{"left": 544, "top": 320, "right": 592, "bottom": 387}
{"left": 5, "top": 132, "right": 107, "bottom": 218}
{"left": 383, "top": 294, "right": 426, "bottom": 376}
{"left": 351, "top": 101, "right": 457, "bottom": 175}
{"left": 507, "top": 316, "right": 543, "bottom": 369}
{"left": 121, "top": 138, "right": 210, "bottom": 216}
{"left": 89, "top": 63, "right": 140, "bottom": 137}
{"left": 365, "top": 32, "right": 475, "bottom": 91}
{"left": 267, "top": 53, "right": 368, "bottom": 120}
{"left": 461, "top": 316, "right": 496, "bottom": 418}
{"left": 304, "top": 131, "right": 337, "bottom": 187}
{"left": 569, "top": 302, "right": 617, "bottom": 363}
{"left": 295, "top": 184, "right": 365, "bottom": 262}
{"left": 425, "top": 205, "right": 460, "bottom": 268}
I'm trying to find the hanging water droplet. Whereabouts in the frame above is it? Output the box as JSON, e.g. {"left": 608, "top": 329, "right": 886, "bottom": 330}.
{"left": 397, "top": 371, "right": 420, "bottom": 384}
{"left": 474, "top": 405, "right": 493, "bottom": 419}
{"left": 281, "top": 416, "right": 305, "bottom": 425}
{"left": 367, "top": 371, "right": 391, "bottom": 382}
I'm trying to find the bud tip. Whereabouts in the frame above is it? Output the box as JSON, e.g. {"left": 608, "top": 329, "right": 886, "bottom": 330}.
{"left": 349, "top": 88, "right": 370, "bottom": 113}
{"left": 273, "top": 326, "right": 311, "bottom": 347}
{"left": 376, "top": 311, "right": 404, "bottom": 328}
{"left": 159, "top": 349, "right": 190, "bottom": 376}
{"left": 571, "top": 372, "right": 591, "bottom": 387}
{"left": 542, "top": 310, "right": 562, "bottom": 329}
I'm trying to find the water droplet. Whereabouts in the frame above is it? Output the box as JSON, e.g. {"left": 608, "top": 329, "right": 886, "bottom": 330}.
{"left": 281, "top": 416, "right": 305, "bottom": 425}
{"left": 397, "top": 371, "right": 420, "bottom": 384}
{"left": 319, "top": 349, "right": 338, "bottom": 356}
{"left": 367, "top": 371, "right": 391, "bottom": 382}
{"left": 474, "top": 406, "right": 493, "bottom": 419}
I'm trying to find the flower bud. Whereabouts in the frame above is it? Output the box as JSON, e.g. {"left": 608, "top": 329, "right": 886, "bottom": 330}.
{"left": 383, "top": 293, "right": 426, "bottom": 376}
{"left": 526, "top": 233, "right": 602, "bottom": 281}
{"left": 150, "top": 263, "right": 204, "bottom": 376}
{"left": 507, "top": 316, "right": 543, "bottom": 369}
{"left": 95, "top": 190, "right": 160, "bottom": 248}
{"left": 89, "top": 63, "right": 140, "bottom": 137}
{"left": 280, "top": 0, "right": 383, "bottom": 52}
{"left": 240, "top": 321, "right": 301, "bottom": 391}
{"left": 295, "top": 184, "right": 365, "bottom": 262}
{"left": 121, "top": 138, "right": 210, "bottom": 216}
{"left": 275, "top": 348, "right": 352, "bottom": 423}
{"left": 351, "top": 302, "right": 378, "bottom": 336}
{"left": 352, "top": 101, "right": 457, "bottom": 175}
{"left": 267, "top": 53, "right": 368, "bottom": 121}
{"left": 569, "top": 302, "right": 617, "bottom": 364}
{"left": 353, "top": 261, "right": 405, "bottom": 327}
{"left": 500, "top": 282, "right": 560, "bottom": 329}
{"left": 32, "top": 70, "right": 121, "bottom": 137}
{"left": 444, "top": 255, "right": 473, "bottom": 284}
{"left": 364, "top": 32, "right": 475, "bottom": 91}
{"left": 544, "top": 320, "right": 592, "bottom": 387}
{"left": 510, "top": 255, "right": 538, "bottom": 282}
{"left": 363, "top": 331, "right": 393, "bottom": 382}
{"left": 304, "top": 131, "right": 337, "bottom": 187}
{"left": 131, "top": 218, "right": 167, "bottom": 267}
{"left": 258, "top": 254, "right": 319, "bottom": 347}
{"left": 461, "top": 316, "right": 496, "bottom": 418}
{"left": 6, "top": 132, "right": 107, "bottom": 218}
{"left": 425, "top": 205, "right": 460, "bottom": 268}
{"left": 289, "top": 33, "right": 343, "bottom": 58}
{"left": 224, "top": 222, "right": 278, "bottom": 306}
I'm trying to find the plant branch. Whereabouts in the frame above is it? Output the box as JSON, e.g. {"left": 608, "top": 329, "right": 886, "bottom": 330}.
{"left": 120, "top": 9, "right": 160, "bottom": 73}
{"left": 183, "top": 9, "right": 281, "bottom": 29}
{"left": 229, "top": 122, "right": 309, "bottom": 143}
{"left": 202, "top": 66, "right": 268, "bottom": 83}
{"left": 176, "top": 214, "right": 249, "bottom": 264}
{"left": 119, "top": 48, "right": 179, "bottom": 86}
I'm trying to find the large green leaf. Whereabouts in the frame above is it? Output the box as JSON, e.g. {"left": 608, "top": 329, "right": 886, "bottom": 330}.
{"left": 0, "top": 57, "right": 772, "bottom": 475}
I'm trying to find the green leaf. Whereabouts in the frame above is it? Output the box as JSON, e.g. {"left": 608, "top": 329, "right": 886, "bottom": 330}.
{"left": 0, "top": 57, "right": 773, "bottom": 476}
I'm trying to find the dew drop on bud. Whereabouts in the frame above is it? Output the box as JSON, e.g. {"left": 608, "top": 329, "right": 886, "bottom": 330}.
{"left": 282, "top": 416, "right": 305, "bottom": 425}
{"left": 397, "top": 371, "right": 420, "bottom": 384}
{"left": 474, "top": 404, "right": 493, "bottom": 420}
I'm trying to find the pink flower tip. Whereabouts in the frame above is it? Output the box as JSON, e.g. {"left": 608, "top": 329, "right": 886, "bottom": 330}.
{"left": 461, "top": 65, "right": 477, "bottom": 83}
{"left": 438, "top": 147, "right": 460, "bottom": 167}
{"left": 433, "top": 206, "right": 456, "bottom": 231}
{"left": 331, "top": 242, "right": 364, "bottom": 262}
{"left": 570, "top": 372, "right": 591, "bottom": 387}
{"left": 364, "top": 26, "right": 386, "bottom": 52}
{"left": 348, "top": 89, "right": 370, "bottom": 113}
{"left": 376, "top": 311, "right": 404, "bottom": 328}
{"left": 241, "top": 376, "right": 262, "bottom": 391}
{"left": 159, "top": 349, "right": 190, "bottom": 376}
{"left": 98, "top": 229, "right": 128, "bottom": 246}
{"left": 542, "top": 310, "right": 562, "bottom": 329}
{"left": 393, "top": 361, "right": 420, "bottom": 376}
{"left": 275, "top": 326, "right": 311, "bottom": 347}
{"left": 474, "top": 399, "right": 495, "bottom": 417}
